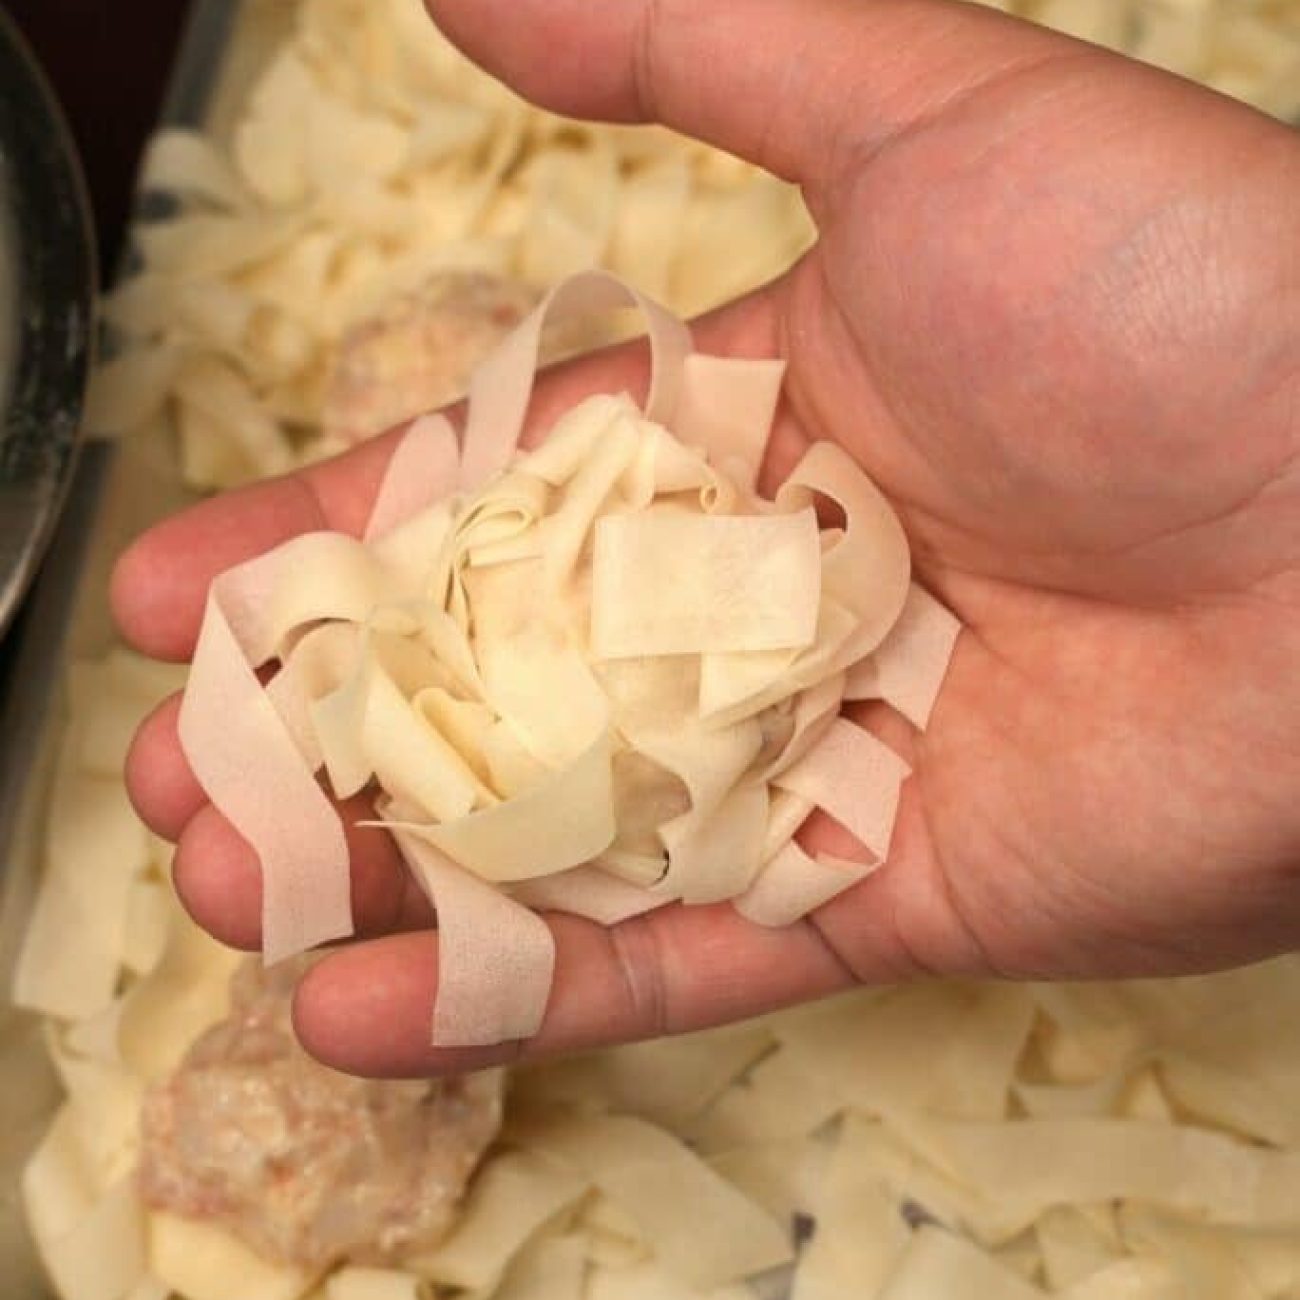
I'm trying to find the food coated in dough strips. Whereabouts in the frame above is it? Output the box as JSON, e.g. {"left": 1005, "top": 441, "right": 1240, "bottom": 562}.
{"left": 178, "top": 271, "right": 962, "bottom": 1047}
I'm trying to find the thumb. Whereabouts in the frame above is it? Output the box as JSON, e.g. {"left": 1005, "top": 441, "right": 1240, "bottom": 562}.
{"left": 423, "top": 0, "right": 1074, "bottom": 194}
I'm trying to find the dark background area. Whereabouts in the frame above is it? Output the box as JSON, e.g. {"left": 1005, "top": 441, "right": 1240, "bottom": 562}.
{"left": 3, "top": 0, "right": 192, "bottom": 277}
{"left": 0, "top": 2, "right": 191, "bottom": 702}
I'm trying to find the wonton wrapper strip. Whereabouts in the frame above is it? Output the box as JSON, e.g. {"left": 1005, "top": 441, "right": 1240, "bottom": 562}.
{"left": 324, "top": 1269, "right": 423, "bottom": 1300}
{"left": 608, "top": 156, "right": 688, "bottom": 301}
{"left": 682, "top": 1041, "right": 847, "bottom": 1156}
{"left": 371, "top": 506, "right": 459, "bottom": 597}
{"left": 142, "top": 129, "right": 250, "bottom": 211}
{"left": 213, "top": 532, "right": 405, "bottom": 667}
{"left": 1058, "top": 1259, "right": 1183, "bottom": 1300}
{"left": 173, "top": 357, "right": 295, "bottom": 478}
{"left": 877, "top": 1225, "right": 1045, "bottom": 1300}
{"left": 628, "top": 716, "right": 762, "bottom": 833}
{"left": 71, "top": 655, "right": 186, "bottom": 777}
{"left": 656, "top": 781, "right": 770, "bottom": 905}
{"left": 117, "top": 892, "right": 242, "bottom": 1082}
{"left": 775, "top": 440, "right": 911, "bottom": 654}
{"left": 180, "top": 595, "right": 353, "bottom": 964}
{"left": 27, "top": 1176, "right": 147, "bottom": 1300}
{"left": 1120, "top": 1204, "right": 1300, "bottom": 1300}
{"left": 13, "top": 745, "right": 150, "bottom": 1020}
{"left": 791, "top": 1116, "right": 911, "bottom": 1300}
{"left": 388, "top": 730, "right": 615, "bottom": 884}
{"left": 773, "top": 717, "right": 911, "bottom": 865}
{"left": 467, "top": 560, "right": 610, "bottom": 770}
{"left": 590, "top": 509, "right": 821, "bottom": 659}
{"left": 845, "top": 584, "right": 962, "bottom": 730}
{"left": 1013, "top": 1053, "right": 1152, "bottom": 1123}
{"left": 671, "top": 354, "right": 786, "bottom": 491}
{"left": 394, "top": 832, "right": 555, "bottom": 1046}
{"left": 123, "top": 1281, "right": 169, "bottom": 1300}
{"left": 1159, "top": 1051, "right": 1300, "bottom": 1149}
{"left": 515, "top": 1113, "right": 792, "bottom": 1289}
{"left": 770, "top": 985, "right": 988, "bottom": 1123}
{"left": 586, "top": 1259, "right": 753, "bottom": 1300}
{"left": 459, "top": 269, "right": 691, "bottom": 492}
{"left": 22, "top": 1107, "right": 98, "bottom": 1253}
{"left": 509, "top": 867, "right": 666, "bottom": 926}
{"left": 519, "top": 1020, "right": 775, "bottom": 1132}
{"left": 1034, "top": 1208, "right": 1125, "bottom": 1292}
{"left": 705, "top": 1135, "right": 829, "bottom": 1235}
{"left": 62, "top": 999, "right": 126, "bottom": 1065}
{"left": 922, "top": 984, "right": 1036, "bottom": 1122}
{"left": 520, "top": 392, "right": 638, "bottom": 489}
{"left": 697, "top": 643, "right": 800, "bottom": 721}
{"left": 761, "top": 789, "right": 816, "bottom": 862}
{"left": 337, "top": 657, "right": 490, "bottom": 819}
{"left": 148, "top": 1211, "right": 315, "bottom": 1300}
{"left": 266, "top": 623, "right": 364, "bottom": 770}
{"left": 45, "top": 1030, "right": 144, "bottom": 1190}
{"left": 900, "top": 1116, "right": 1300, "bottom": 1236}
{"left": 734, "top": 841, "right": 878, "bottom": 928}
{"left": 699, "top": 598, "right": 858, "bottom": 729}
{"left": 363, "top": 413, "right": 460, "bottom": 542}
{"left": 83, "top": 343, "right": 186, "bottom": 438}
{"left": 488, "top": 1233, "right": 588, "bottom": 1300}
{"left": 576, "top": 1196, "right": 651, "bottom": 1270}
{"left": 408, "top": 1149, "right": 588, "bottom": 1291}
{"left": 754, "top": 670, "right": 845, "bottom": 791}
{"left": 537, "top": 406, "right": 642, "bottom": 591}
{"left": 832, "top": 1119, "right": 1025, "bottom": 1247}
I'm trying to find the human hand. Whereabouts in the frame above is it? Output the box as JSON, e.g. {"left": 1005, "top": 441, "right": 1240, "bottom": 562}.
{"left": 114, "top": 0, "right": 1300, "bottom": 1077}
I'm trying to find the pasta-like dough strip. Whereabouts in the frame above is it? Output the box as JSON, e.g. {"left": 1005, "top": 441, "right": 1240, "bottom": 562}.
{"left": 777, "top": 441, "right": 911, "bottom": 660}
{"left": 148, "top": 1211, "right": 313, "bottom": 1300}
{"left": 591, "top": 509, "right": 822, "bottom": 658}
{"left": 657, "top": 781, "right": 770, "bottom": 905}
{"left": 516, "top": 1113, "right": 792, "bottom": 1289}
{"left": 364, "top": 413, "right": 460, "bottom": 542}
{"left": 735, "top": 841, "right": 879, "bottom": 928}
{"left": 460, "top": 269, "right": 691, "bottom": 491}
{"left": 510, "top": 867, "right": 667, "bottom": 926}
{"left": 846, "top": 583, "right": 961, "bottom": 729}
{"left": 408, "top": 1149, "right": 588, "bottom": 1290}
{"left": 389, "top": 729, "right": 616, "bottom": 883}
{"left": 877, "top": 1226, "right": 1045, "bottom": 1300}
{"left": 179, "top": 594, "right": 352, "bottom": 964}
{"left": 774, "top": 718, "right": 911, "bottom": 864}
{"left": 395, "top": 833, "right": 555, "bottom": 1046}
{"left": 215, "top": 532, "right": 402, "bottom": 666}
{"left": 671, "top": 353, "right": 786, "bottom": 489}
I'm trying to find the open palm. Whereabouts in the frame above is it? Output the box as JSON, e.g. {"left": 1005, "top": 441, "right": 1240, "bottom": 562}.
{"left": 115, "top": 0, "right": 1300, "bottom": 1077}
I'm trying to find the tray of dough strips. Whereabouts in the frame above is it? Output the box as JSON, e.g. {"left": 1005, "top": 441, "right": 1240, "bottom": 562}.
{"left": 3, "top": 1, "right": 1300, "bottom": 1299}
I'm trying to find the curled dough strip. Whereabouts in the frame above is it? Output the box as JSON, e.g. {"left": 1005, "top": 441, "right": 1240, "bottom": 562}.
{"left": 179, "top": 593, "right": 352, "bottom": 965}
{"left": 394, "top": 831, "right": 555, "bottom": 1047}
{"left": 459, "top": 268, "right": 692, "bottom": 492}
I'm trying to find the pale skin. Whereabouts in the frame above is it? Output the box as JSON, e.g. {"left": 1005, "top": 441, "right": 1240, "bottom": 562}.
{"left": 113, "top": 0, "right": 1300, "bottom": 1077}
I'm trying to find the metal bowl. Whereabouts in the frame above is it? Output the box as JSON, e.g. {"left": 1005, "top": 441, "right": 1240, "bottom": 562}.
{"left": 0, "top": 10, "right": 95, "bottom": 640}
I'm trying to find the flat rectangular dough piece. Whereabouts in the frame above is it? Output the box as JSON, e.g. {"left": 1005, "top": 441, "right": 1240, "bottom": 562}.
{"left": 590, "top": 508, "right": 821, "bottom": 658}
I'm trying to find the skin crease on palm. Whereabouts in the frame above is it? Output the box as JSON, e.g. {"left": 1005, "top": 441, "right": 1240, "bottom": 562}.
{"left": 110, "top": 0, "right": 1300, "bottom": 1078}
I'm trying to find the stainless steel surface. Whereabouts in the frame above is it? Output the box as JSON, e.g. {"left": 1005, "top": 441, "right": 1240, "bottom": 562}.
{"left": 0, "top": 8, "right": 95, "bottom": 642}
